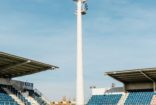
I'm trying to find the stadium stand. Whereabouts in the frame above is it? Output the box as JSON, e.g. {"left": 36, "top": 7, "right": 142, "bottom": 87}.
{"left": 125, "top": 91, "right": 153, "bottom": 105}
{"left": 87, "top": 94, "right": 122, "bottom": 105}
{"left": 87, "top": 67, "right": 156, "bottom": 105}
{"left": 30, "top": 89, "right": 48, "bottom": 105}
{"left": 0, "top": 52, "right": 58, "bottom": 105}
{"left": 0, "top": 86, "right": 19, "bottom": 105}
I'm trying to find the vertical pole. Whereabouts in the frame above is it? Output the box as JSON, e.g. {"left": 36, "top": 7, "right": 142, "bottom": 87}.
{"left": 154, "top": 82, "right": 155, "bottom": 92}
{"left": 76, "top": 0, "right": 84, "bottom": 105}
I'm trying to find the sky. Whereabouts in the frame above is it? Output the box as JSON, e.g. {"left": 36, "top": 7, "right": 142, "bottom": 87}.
{"left": 1, "top": 0, "right": 156, "bottom": 102}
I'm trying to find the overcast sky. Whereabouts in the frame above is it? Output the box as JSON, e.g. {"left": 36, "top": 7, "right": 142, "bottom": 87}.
{"left": 1, "top": 0, "right": 156, "bottom": 102}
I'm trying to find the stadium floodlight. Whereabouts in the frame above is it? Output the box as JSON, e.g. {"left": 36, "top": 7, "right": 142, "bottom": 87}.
{"left": 73, "top": 0, "right": 88, "bottom": 105}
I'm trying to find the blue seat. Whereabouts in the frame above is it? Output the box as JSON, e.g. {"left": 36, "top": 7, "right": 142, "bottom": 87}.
{"left": 87, "top": 94, "right": 122, "bottom": 105}
{"left": 124, "top": 91, "right": 154, "bottom": 105}
{"left": 0, "top": 87, "right": 19, "bottom": 105}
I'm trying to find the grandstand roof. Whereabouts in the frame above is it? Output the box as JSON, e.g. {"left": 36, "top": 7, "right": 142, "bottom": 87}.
{"left": 105, "top": 68, "right": 156, "bottom": 83}
{"left": 0, "top": 52, "right": 58, "bottom": 78}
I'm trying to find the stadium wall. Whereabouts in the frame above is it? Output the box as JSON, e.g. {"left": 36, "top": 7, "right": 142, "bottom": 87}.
{"left": 0, "top": 78, "right": 11, "bottom": 85}
{"left": 125, "top": 82, "right": 153, "bottom": 91}
{"left": 91, "top": 87, "right": 124, "bottom": 95}
{"left": 91, "top": 88, "right": 106, "bottom": 95}
{"left": 0, "top": 78, "right": 33, "bottom": 90}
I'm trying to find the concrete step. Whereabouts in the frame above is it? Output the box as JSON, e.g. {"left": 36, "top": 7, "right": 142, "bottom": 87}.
{"left": 117, "top": 93, "right": 129, "bottom": 105}
{"left": 27, "top": 96, "right": 40, "bottom": 105}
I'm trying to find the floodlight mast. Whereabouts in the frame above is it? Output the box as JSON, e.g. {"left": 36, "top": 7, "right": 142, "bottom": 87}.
{"left": 73, "top": 0, "right": 87, "bottom": 105}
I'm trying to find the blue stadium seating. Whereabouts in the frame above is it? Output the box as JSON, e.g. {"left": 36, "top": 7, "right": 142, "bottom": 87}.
{"left": 9, "top": 86, "right": 31, "bottom": 105}
{"left": 0, "top": 87, "right": 19, "bottom": 105}
{"left": 124, "top": 91, "right": 154, "bottom": 105}
{"left": 87, "top": 94, "right": 122, "bottom": 105}
{"left": 0, "top": 84, "right": 47, "bottom": 105}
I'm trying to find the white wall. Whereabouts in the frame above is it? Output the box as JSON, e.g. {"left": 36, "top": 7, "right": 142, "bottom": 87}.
{"left": 91, "top": 88, "right": 107, "bottom": 95}
{"left": 91, "top": 87, "right": 124, "bottom": 95}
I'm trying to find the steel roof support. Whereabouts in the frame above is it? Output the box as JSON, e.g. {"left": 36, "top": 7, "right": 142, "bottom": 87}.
{"left": 139, "top": 71, "right": 156, "bottom": 92}
{"left": 0, "top": 60, "right": 31, "bottom": 72}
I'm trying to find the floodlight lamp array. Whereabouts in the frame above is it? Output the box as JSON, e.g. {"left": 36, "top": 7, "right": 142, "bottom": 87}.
{"left": 73, "top": 0, "right": 88, "bottom": 15}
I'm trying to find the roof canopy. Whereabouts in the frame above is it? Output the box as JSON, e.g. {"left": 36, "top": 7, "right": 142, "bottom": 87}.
{"left": 0, "top": 52, "right": 58, "bottom": 78}
{"left": 105, "top": 68, "right": 156, "bottom": 83}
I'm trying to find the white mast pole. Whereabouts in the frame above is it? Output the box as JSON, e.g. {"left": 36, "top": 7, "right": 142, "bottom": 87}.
{"left": 73, "top": 0, "right": 87, "bottom": 104}
{"left": 75, "top": 0, "right": 86, "bottom": 105}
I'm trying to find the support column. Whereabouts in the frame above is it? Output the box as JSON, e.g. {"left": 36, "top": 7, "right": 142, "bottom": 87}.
{"left": 153, "top": 82, "right": 156, "bottom": 92}
{"left": 76, "top": 0, "right": 84, "bottom": 105}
